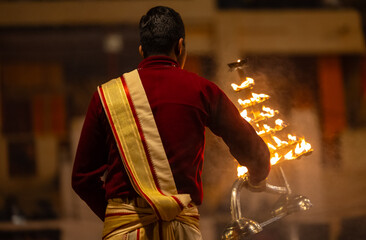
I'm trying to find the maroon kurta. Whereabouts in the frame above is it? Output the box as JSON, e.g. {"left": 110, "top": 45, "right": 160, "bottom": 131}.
{"left": 72, "top": 56, "right": 270, "bottom": 220}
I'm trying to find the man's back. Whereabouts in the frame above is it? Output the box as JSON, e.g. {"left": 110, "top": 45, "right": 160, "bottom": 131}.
{"left": 72, "top": 55, "right": 270, "bottom": 221}
{"left": 72, "top": 6, "right": 270, "bottom": 239}
{"left": 138, "top": 55, "right": 221, "bottom": 205}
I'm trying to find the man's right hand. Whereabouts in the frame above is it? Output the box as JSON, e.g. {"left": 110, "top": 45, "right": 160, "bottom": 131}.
{"left": 244, "top": 174, "right": 267, "bottom": 192}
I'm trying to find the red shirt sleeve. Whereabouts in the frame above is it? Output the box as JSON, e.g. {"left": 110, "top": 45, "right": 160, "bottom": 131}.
{"left": 206, "top": 84, "right": 271, "bottom": 183}
{"left": 72, "top": 91, "right": 108, "bottom": 221}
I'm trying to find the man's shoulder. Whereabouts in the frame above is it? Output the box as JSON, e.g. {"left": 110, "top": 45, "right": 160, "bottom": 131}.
{"left": 178, "top": 68, "right": 219, "bottom": 88}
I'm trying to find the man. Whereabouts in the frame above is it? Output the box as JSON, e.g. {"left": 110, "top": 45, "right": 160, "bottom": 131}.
{"left": 72, "top": 6, "right": 270, "bottom": 240}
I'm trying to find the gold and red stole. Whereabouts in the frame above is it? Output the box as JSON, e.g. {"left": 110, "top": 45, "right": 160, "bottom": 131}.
{"left": 98, "top": 69, "right": 192, "bottom": 221}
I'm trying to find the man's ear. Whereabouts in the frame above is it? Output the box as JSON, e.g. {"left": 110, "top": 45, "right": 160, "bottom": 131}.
{"left": 176, "top": 38, "right": 187, "bottom": 69}
{"left": 138, "top": 45, "right": 144, "bottom": 58}
{"left": 178, "top": 38, "right": 186, "bottom": 55}
{"left": 174, "top": 38, "right": 184, "bottom": 57}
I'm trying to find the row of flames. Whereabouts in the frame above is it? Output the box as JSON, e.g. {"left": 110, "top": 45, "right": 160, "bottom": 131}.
{"left": 232, "top": 74, "right": 313, "bottom": 177}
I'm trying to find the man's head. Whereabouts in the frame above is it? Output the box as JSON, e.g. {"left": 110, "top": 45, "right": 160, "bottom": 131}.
{"left": 139, "top": 6, "right": 186, "bottom": 67}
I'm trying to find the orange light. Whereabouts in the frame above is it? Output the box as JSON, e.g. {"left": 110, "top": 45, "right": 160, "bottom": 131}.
{"left": 295, "top": 139, "right": 312, "bottom": 155}
{"left": 270, "top": 153, "right": 281, "bottom": 165}
{"left": 238, "top": 93, "right": 270, "bottom": 108}
{"left": 288, "top": 134, "right": 297, "bottom": 141}
{"left": 272, "top": 136, "right": 288, "bottom": 147}
{"left": 232, "top": 75, "right": 313, "bottom": 176}
{"left": 275, "top": 119, "right": 284, "bottom": 126}
{"left": 284, "top": 150, "right": 295, "bottom": 160}
{"left": 237, "top": 165, "right": 248, "bottom": 177}
{"left": 267, "top": 143, "right": 277, "bottom": 151}
{"left": 240, "top": 109, "right": 252, "bottom": 122}
{"left": 231, "top": 77, "right": 254, "bottom": 92}
{"left": 261, "top": 106, "right": 278, "bottom": 118}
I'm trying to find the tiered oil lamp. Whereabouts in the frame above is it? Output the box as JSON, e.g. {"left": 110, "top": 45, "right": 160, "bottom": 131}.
{"left": 221, "top": 59, "right": 313, "bottom": 240}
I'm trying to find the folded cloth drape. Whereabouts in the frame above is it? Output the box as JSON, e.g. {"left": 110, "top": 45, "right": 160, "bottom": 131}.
{"left": 103, "top": 198, "right": 202, "bottom": 240}
{"left": 98, "top": 70, "right": 192, "bottom": 221}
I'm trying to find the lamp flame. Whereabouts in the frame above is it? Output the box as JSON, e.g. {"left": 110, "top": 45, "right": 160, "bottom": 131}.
{"left": 284, "top": 150, "right": 295, "bottom": 160}
{"left": 267, "top": 143, "right": 277, "bottom": 151}
{"left": 231, "top": 77, "right": 255, "bottom": 91}
{"left": 237, "top": 165, "right": 248, "bottom": 177}
{"left": 295, "top": 139, "right": 312, "bottom": 154}
{"left": 275, "top": 119, "right": 284, "bottom": 126}
{"left": 272, "top": 136, "right": 288, "bottom": 147}
{"left": 288, "top": 134, "right": 297, "bottom": 141}
{"left": 233, "top": 74, "right": 313, "bottom": 177}
{"left": 240, "top": 109, "right": 252, "bottom": 122}
{"left": 238, "top": 93, "right": 270, "bottom": 108}
{"left": 270, "top": 153, "right": 282, "bottom": 165}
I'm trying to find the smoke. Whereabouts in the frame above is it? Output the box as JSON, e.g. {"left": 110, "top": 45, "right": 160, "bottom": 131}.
{"left": 202, "top": 55, "right": 324, "bottom": 239}
{"left": 203, "top": 55, "right": 366, "bottom": 239}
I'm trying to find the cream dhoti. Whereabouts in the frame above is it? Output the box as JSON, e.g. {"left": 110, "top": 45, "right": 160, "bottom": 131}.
{"left": 103, "top": 198, "right": 201, "bottom": 240}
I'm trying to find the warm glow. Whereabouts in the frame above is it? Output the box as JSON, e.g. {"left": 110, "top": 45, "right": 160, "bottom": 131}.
{"left": 231, "top": 77, "right": 254, "bottom": 91}
{"left": 267, "top": 143, "right": 276, "bottom": 151}
{"left": 256, "top": 130, "right": 265, "bottom": 135}
{"left": 253, "top": 93, "right": 270, "bottom": 101}
{"left": 295, "top": 143, "right": 302, "bottom": 155}
{"left": 240, "top": 109, "right": 252, "bottom": 122}
{"left": 237, "top": 165, "right": 248, "bottom": 177}
{"left": 238, "top": 93, "right": 270, "bottom": 108}
{"left": 270, "top": 153, "right": 281, "bottom": 165}
{"left": 284, "top": 150, "right": 295, "bottom": 160}
{"left": 261, "top": 106, "right": 278, "bottom": 118}
{"left": 272, "top": 136, "right": 288, "bottom": 147}
{"left": 256, "top": 123, "right": 272, "bottom": 135}
{"left": 275, "top": 119, "right": 284, "bottom": 126}
{"left": 294, "top": 139, "right": 312, "bottom": 155}
{"left": 282, "top": 139, "right": 313, "bottom": 160}
{"left": 233, "top": 74, "right": 313, "bottom": 176}
{"left": 263, "top": 124, "right": 271, "bottom": 131}
{"left": 256, "top": 121, "right": 287, "bottom": 137}
{"left": 238, "top": 99, "right": 251, "bottom": 107}
{"left": 288, "top": 134, "right": 297, "bottom": 141}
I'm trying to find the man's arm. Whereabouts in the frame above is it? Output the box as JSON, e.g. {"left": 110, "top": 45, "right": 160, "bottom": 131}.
{"left": 72, "top": 92, "right": 108, "bottom": 221}
{"left": 207, "top": 86, "right": 271, "bottom": 184}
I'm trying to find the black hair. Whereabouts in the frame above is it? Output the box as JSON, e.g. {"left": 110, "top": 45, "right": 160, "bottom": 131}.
{"left": 139, "top": 6, "right": 185, "bottom": 57}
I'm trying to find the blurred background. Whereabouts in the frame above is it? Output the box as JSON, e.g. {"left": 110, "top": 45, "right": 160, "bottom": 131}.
{"left": 0, "top": 0, "right": 366, "bottom": 239}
